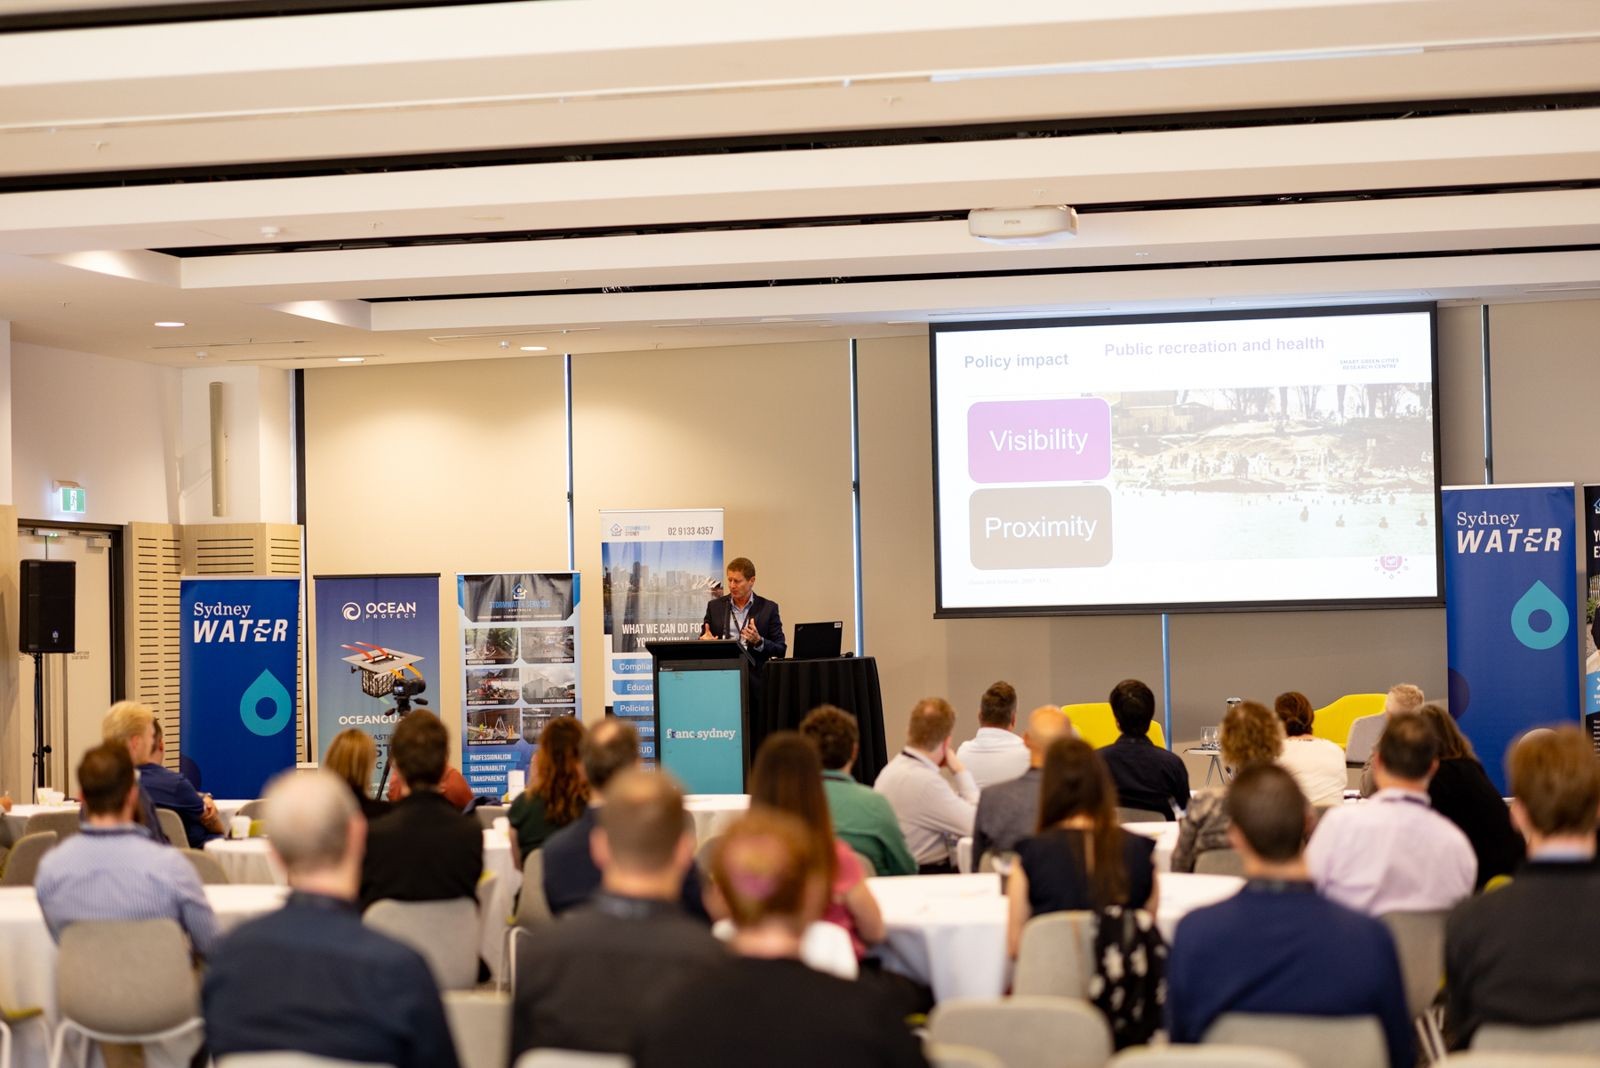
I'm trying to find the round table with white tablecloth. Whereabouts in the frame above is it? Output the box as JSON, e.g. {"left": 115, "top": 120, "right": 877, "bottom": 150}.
{"left": 0, "top": 803, "right": 81, "bottom": 849}
{"left": 0, "top": 884, "right": 288, "bottom": 1068}
{"left": 1123, "top": 821, "right": 1180, "bottom": 873}
{"left": 683, "top": 793, "right": 749, "bottom": 845}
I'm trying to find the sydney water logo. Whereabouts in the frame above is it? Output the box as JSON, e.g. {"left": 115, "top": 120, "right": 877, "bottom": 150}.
{"left": 192, "top": 601, "right": 290, "bottom": 643}
{"left": 240, "top": 669, "right": 293, "bottom": 737}
{"left": 1510, "top": 580, "right": 1570, "bottom": 651}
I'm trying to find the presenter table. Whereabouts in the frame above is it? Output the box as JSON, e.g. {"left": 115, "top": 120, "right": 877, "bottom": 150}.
{"left": 758, "top": 656, "right": 889, "bottom": 783}
{"left": 0, "top": 884, "right": 288, "bottom": 1068}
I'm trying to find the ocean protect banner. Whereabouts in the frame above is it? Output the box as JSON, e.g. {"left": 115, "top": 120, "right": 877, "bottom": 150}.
{"left": 1584, "top": 486, "right": 1600, "bottom": 747}
{"left": 1443, "top": 484, "right": 1581, "bottom": 791}
{"left": 312, "top": 574, "right": 439, "bottom": 794}
{"left": 180, "top": 576, "right": 300, "bottom": 798}
{"left": 458, "top": 572, "right": 581, "bottom": 798}
{"left": 600, "top": 509, "right": 724, "bottom": 762}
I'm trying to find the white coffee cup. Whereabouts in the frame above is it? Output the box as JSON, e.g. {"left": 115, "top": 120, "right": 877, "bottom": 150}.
{"left": 230, "top": 815, "right": 253, "bottom": 839}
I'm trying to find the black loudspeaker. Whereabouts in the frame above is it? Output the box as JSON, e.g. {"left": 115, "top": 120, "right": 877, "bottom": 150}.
{"left": 20, "top": 559, "right": 75, "bottom": 654}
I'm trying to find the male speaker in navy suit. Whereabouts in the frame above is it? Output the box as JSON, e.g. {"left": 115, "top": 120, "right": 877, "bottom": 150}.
{"left": 699, "top": 556, "right": 786, "bottom": 665}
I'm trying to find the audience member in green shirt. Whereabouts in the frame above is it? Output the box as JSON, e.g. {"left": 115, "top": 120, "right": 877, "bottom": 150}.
{"left": 801, "top": 705, "right": 917, "bottom": 877}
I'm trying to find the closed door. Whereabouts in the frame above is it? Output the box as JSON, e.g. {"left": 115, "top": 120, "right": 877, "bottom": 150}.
{"left": 17, "top": 527, "right": 116, "bottom": 798}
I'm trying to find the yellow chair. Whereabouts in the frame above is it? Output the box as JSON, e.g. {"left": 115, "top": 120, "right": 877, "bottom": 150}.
{"left": 1059, "top": 702, "right": 1167, "bottom": 750}
{"left": 1311, "top": 693, "right": 1387, "bottom": 747}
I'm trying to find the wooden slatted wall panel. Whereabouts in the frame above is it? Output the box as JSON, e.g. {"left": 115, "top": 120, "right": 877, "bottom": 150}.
{"left": 125, "top": 523, "right": 183, "bottom": 770}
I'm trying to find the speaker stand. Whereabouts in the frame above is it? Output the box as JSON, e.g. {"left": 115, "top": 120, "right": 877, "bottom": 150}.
{"left": 31, "top": 651, "right": 51, "bottom": 791}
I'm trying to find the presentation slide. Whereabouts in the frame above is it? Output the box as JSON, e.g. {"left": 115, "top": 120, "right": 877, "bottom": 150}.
{"left": 932, "top": 305, "right": 1441, "bottom": 613}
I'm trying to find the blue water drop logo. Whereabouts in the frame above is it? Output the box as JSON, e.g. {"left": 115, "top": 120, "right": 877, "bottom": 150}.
{"left": 240, "top": 669, "right": 293, "bottom": 737}
{"left": 1510, "top": 580, "right": 1570, "bottom": 651}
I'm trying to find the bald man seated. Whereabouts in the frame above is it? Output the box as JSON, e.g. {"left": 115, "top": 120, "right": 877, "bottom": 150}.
{"left": 971, "top": 706, "right": 1071, "bottom": 869}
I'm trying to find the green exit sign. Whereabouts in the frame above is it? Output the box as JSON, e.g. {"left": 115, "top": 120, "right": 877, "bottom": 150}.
{"left": 59, "top": 487, "right": 86, "bottom": 514}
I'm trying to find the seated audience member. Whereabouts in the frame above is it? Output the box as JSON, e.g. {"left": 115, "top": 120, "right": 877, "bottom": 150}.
{"left": 1167, "top": 765, "right": 1412, "bottom": 1068}
{"left": 972, "top": 705, "right": 1069, "bottom": 869}
{"left": 203, "top": 771, "right": 458, "bottom": 1068}
{"left": 322, "top": 728, "right": 392, "bottom": 822}
{"left": 37, "top": 743, "right": 220, "bottom": 957}
{"left": 509, "top": 715, "right": 587, "bottom": 864}
{"left": 1173, "top": 700, "right": 1283, "bottom": 872}
{"left": 542, "top": 718, "right": 708, "bottom": 918}
{"left": 1416, "top": 702, "right": 1523, "bottom": 889}
{"left": 143, "top": 719, "right": 225, "bottom": 847}
{"left": 801, "top": 705, "right": 916, "bottom": 877}
{"left": 1307, "top": 711, "right": 1475, "bottom": 915}
{"left": 359, "top": 710, "right": 482, "bottom": 910}
{"left": 1360, "top": 682, "right": 1426, "bottom": 797}
{"left": 751, "top": 731, "right": 884, "bottom": 958}
{"left": 1099, "top": 679, "right": 1190, "bottom": 820}
{"left": 102, "top": 700, "right": 172, "bottom": 843}
{"left": 1445, "top": 726, "right": 1600, "bottom": 1047}
{"left": 510, "top": 769, "right": 723, "bottom": 1061}
{"left": 386, "top": 761, "right": 475, "bottom": 809}
{"left": 956, "top": 681, "right": 1029, "bottom": 789}
{"left": 634, "top": 810, "right": 928, "bottom": 1068}
{"left": 874, "top": 698, "right": 978, "bottom": 874}
{"left": 1008, "top": 737, "right": 1158, "bottom": 957}
{"left": 1273, "top": 691, "right": 1349, "bottom": 807}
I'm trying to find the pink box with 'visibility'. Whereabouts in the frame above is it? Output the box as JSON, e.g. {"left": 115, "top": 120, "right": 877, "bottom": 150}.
{"left": 967, "top": 398, "right": 1111, "bottom": 484}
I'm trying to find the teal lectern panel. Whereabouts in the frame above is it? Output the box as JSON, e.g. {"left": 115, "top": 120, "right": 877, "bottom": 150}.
{"left": 657, "top": 665, "right": 745, "bottom": 794}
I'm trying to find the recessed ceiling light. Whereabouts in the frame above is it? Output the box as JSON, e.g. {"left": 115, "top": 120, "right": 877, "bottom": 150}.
{"left": 337, "top": 356, "right": 365, "bottom": 364}
{"left": 519, "top": 345, "right": 548, "bottom": 352}
{"left": 154, "top": 321, "right": 185, "bottom": 328}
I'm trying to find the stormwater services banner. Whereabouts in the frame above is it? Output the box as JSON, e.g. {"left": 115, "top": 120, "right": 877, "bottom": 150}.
{"left": 600, "top": 509, "right": 724, "bottom": 762}
{"left": 312, "top": 574, "right": 440, "bottom": 794}
{"left": 1585, "top": 485, "right": 1600, "bottom": 749}
{"left": 458, "top": 572, "right": 581, "bottom": 798}
{"left": 1444, "top": 483, "right": 1580, "bottom": 791}
{"left": 180, "top": 576, "right": 300, "bottom": 798}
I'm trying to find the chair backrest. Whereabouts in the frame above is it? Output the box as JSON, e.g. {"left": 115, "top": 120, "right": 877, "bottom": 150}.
{"left": 1013, "top": 911, "right": 1095, "bottom": 998}
{"left": 218, "top": 1055, "right": 396, "bottom": 1068}
{"left": 929, "top": 996, "right": 1113, "bottom": 1068}
{"left": 1379, "top": 909, "right": 1448, "bottom": 1019}
{"left": 237, "top": 799, "right": 267, "bottom": 820}
{"left": 1343, "top": 714, "right": 1387, "bottom": 766}
{"left": 1472, "top": 1019, "right": 1600, "bottom": 1055}
{"left": 1117, "top": 807, "right": 1169, "bottom": 824}
{"left": 1311, "top": 694, "right": 1387, "bottom": 748}
{"left": 474, "top": 805, "right": 508, "bottom": 830}
{"left": 444, "top": 990, "right": 510, "bottom": 1068}
{"left": 181, "top": 848, "right": 230, "bottom": 885}
{"left": 1194, "top": 849, "right": 1246, "bottom": 877}
{"left": 1205, "top": 1014, "right": 1387, "bottom": 1068}
{"left": 1112, "top": 1047, "right": 1308, "bottom": 1068}
{"left": 925, "top": 1043, "right": 1006, "bottom": 1068}
{"left": 363, "top": 898, "right": 480, "bottom": 990}
{"left": 1443, "top": 1053, "right": 1600, "bottom": 1068}
{"left": 57, "top": 918, "right": 200, "bottom": 1034}
{"left": 0, "top": 830, "right": 58, "bottom": 887}
{"left": 1059, "top": 703, "right": 1166, "bottom": 749}
{"left": 514, "top": 1052, "right": 632, "bottom": 1068}
{"left": 515, "top": 850, "right": 552, "bottom": 928}
{"left": 22, "top": 808, "right": 79, "bottom": 841}
{"left": 155, "top": 808, "right": 188, "bottom": 848}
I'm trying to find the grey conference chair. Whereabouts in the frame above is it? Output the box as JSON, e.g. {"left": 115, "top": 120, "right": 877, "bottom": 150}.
{"left": 1111, "top": 1047, "right": 1308, "bottom": 1068}
{"left": 1344, "top": 714, "right": 1386, "bottom": 766}
{"left": 1012, "top": 911, "right": 1094, "bottom": 998}
{"left": 1117, "top": 807, "right": 1169, "bottom": 824}
{"left": 363, "top": 898, "right": 480, "bottom": 991}
{"left": 506, "top": 849, "right": 552, "bottom": 991}
{"left": 0, "top": 831, "right": 58, "bottom": 887}
{"left": 1444, "top": 1054, "right": 1600, "bottom": 1068}
{"left": 236, "top": 799, "right": 268, "bottom": 820}
{"left": 925, "top": 1043, "right": 1005, "bottom": 1068}
{"left": 1205, "top": 1014, "right": 1387, "bottom": 1068}
{"left": 1379, "top": 909, "right": 1448, "bottom": 1019}
{"left": 1473, "top": 1020, "right": 1600, "bottom": 1055}
{"left": 22, "top": 808, "right": 79, "bottom": 842}
{"left": 928, "top": 996, "right": 1113, "bottom": 1068}
{"left": 218, "top": 1056, "right": 395, "bottom": 1068}
{"left": 474, "top": 805, "right": 509, "bottom": 830}
{"left": 444, "top": 990, "right": 510, "bottom": 1068}
{"left": 155, "top": 808, "right": 188, "bottom": 848}
{"left": 1, "top": 1002, "right": 46, "bottom": 1068}
{"left": 52, "top": 918, "right": 202, "bottom": 1068}
{"left": 514, "top": 1052, "right": 632, "bottom": 1068}
{"left": 180, "top": 848, "right": 230, "bottom": 885}
{"left": 1194, "top": 849, "right": 1246, "bottom": 877}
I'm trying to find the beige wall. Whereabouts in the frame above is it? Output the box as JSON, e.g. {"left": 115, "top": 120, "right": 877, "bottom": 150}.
{"left": 1487, "top": 301, "right": 1600, "bottom": 488}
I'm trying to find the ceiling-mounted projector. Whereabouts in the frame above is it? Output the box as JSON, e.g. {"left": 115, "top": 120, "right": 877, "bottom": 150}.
{"left": 968, "top": 205, "right": 1078, "bottom": 246}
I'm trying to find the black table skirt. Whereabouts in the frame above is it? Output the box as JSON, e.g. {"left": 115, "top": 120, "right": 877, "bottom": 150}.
{"left": 756, "top": 656, "right": 889, "bottom": 784}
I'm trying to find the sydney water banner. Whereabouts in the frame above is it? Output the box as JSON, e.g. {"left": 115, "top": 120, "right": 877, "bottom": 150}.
{"left": 312, "top": 574, "right": 440, "bottom": 795}
{"left": 180, "top": 576, "right": 300, "bottom": 797}
{"left": 458, "top": 572, "right": 581, "bottom": 798}
{"left": 600, "top": 509, "right": 724, "bottom": 762}
{"left": 1443, "top": 483, "right": 1580, "bottom": 791}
